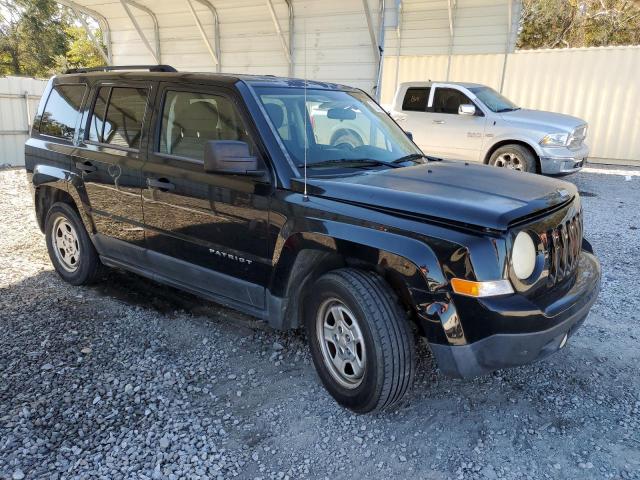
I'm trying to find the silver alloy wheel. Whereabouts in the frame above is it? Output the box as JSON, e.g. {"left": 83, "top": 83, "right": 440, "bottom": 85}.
{"left": 316, "top": 298, "right": 366, "bottom": 389}
{"left": 494, "top": 152, "right": 524, "bottom": 171}
{"left": 52, "top": 216, "right": 80, "bottom": 272}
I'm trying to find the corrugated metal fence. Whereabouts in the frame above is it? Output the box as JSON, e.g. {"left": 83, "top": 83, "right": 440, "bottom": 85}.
{"left": 380, "top": 46, "right": 640, "bottom": 163}
{"left": 3, "top": 46, "right": 639, "bottom": 165}
{"left": 0, "top": 76, "right": 47, "bottom": 167}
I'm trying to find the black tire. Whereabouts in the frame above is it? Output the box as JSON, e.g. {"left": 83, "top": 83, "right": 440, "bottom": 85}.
{"left": 44, "top": 202, "right": 102, "bottom": 286}
{"left": 305, "top": 268, "right": 415, "bottom": 413}
{"left": 488, "top": 144, "right": 537, "bottom": 173}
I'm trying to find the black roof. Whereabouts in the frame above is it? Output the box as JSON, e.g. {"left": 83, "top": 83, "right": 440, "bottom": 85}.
{"left": 57, "top": 67, "right": 357, "bottom": 92}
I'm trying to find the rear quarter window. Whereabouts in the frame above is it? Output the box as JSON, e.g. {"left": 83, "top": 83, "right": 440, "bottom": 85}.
{"left": 401, "top": 87, "right": 430, "bottom": 112}
{"left": 37, "top": 84, "right": 87, "bottom": 140}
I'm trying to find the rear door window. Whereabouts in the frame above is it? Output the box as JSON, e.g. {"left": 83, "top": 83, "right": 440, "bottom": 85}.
{"left": 88, "top": 86, "right": 148, "bottom": 149}
{"left": 38, "top": 84, "right": 87, "bottom": 140}
{"left": 402, "top": 87, "right": 430, "bottom": 112}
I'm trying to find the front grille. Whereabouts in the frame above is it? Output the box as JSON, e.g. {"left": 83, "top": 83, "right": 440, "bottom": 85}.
{"left": 542, "top": 210, "right": 583, "bottom": 286}
{"left": 568, "top": 125, "right": 587, "bottom": 149}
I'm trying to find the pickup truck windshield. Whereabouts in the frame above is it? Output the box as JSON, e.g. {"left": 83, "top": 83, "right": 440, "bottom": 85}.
{"left": 469, "top": 86, "right": 519, "bottom": 113}
{"left": 255, "top": 87, "right": 422, "bottom": 169}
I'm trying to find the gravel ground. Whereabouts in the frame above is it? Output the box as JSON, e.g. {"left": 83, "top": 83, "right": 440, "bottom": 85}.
{"left": 1, "top": 165, "right": 639, "bottom": 480}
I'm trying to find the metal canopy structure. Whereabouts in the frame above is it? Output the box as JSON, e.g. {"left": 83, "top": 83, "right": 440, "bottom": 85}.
{"left": 57, "top": 0, "right": 521, "bottom": 98}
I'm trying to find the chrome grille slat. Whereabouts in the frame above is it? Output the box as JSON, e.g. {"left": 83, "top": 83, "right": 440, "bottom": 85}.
{"left": 545, "top": 211, "right": 582, "bottom": 287}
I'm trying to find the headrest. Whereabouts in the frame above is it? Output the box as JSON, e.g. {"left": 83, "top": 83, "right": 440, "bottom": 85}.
{"left": 265, "top": 103, "right": 284, "bottom": 129}
{"left": 174, "top": 97, "right": 220, "bottom": 131}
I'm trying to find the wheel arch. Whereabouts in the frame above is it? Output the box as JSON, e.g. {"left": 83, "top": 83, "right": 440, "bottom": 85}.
{"left": 31, "top": 164, "right": 94, "bottom": 234}
{"left": 484, "top": 139, "right": 541, "bottom": 173}
{"left": 267, "top": 221, "right": 447, "bottom": 332}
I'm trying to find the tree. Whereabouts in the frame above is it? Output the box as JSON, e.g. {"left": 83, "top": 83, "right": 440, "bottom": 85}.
{"left": 518, "top": 0, "right": 640, "bottom": 49}
{"left": 54, "top": 24, "right": 105, "bottom": 72}
{"left": 0, "top": 0, "right": 105, "bottom": 77}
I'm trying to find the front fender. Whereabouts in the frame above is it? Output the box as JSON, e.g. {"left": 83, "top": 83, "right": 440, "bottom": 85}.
{"left": 270, "top": 217, "right": 458, "bottom": 343}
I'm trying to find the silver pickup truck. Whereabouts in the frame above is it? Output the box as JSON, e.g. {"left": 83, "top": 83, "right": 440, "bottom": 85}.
{"left": 388, "top": 81, "right": 589, "bottom": 175}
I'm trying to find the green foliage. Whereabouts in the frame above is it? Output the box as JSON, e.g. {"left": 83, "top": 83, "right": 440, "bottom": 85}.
{"left": 0, "top": 0, "right": 105, "bottom": 77}
{"left": 54, "top": 25, "right": 105, "bottom": 72}
{"left": 518, "top": 0, "right": 640, "bottom": 49}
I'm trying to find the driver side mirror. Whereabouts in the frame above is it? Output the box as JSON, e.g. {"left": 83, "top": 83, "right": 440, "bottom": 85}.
{"left": 458, "top": 104, "right": 476, "bottom": 116}
{"left": 405, "top": 131, "right": 413, "bottom": 141}
{"left": 204, "top": 140, "right": 264, "bottom": 176}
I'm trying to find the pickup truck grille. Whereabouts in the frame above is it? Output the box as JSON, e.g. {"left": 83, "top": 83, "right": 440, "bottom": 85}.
{"left": 568, "top": 125, "right": 587, "bottom": 149}
{"left": 543, "top": 210, "right": 583, "bottom": 286}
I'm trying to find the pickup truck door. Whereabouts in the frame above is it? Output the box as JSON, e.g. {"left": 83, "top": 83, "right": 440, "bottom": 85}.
{"left": 140, "top": 83, "right": 272, "bottom": 310}
{"left": 391, "top": 86, "right": 433, "bottom": 152}
{"left": 424, "top": 84, "right": 487, "bottom": 162}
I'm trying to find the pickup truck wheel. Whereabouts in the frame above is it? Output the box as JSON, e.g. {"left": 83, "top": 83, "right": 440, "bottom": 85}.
{"left": 489, "top": 144, "right": 536, "bottom": 173}
{"left": 305, "top": 268, "right": 415, "bottom": 413}
{"left": 45, "top": 202, "right": 102, "bottom": 286}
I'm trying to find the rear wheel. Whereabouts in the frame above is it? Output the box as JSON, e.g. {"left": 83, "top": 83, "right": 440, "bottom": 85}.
{"left": 45, "top": 202, "right": 102, "bottom": 285}
{"left": 489, "top": 144, "right": 537, "bottom": 173}
{"left": 305, "top": 268, "right": 415, "bottom": 413}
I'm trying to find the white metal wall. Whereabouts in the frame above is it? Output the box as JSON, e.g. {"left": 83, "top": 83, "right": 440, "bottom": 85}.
{"left": 0, "top": 77, "right": 48, "bottom": 167}
{"left": 380, "top": 46, "right": 640, "bottom": 163}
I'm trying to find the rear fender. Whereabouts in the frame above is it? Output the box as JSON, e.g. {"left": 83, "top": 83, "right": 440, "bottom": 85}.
{"left": 32, "top": 164, "right": 95, "bottom": 234}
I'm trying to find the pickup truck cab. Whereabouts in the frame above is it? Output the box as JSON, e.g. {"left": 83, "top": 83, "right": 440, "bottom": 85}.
{"left": 25, "top": 66, "right": 600, "bottom": 413}
{"left": 389, "top": 81, "right": 589, "bottom": 175}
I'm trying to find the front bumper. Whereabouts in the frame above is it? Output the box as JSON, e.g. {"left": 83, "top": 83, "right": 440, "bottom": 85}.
{"left": 539, "top": 143, "right": 589, "bottom": 175}
{"left": 430, "top": 251, "right": 601, "bottom": 378}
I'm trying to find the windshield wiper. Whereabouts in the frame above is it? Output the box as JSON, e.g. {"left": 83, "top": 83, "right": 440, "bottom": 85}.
{"left": 497, "top": 107, "right": 520, "bottom": 113}
{"left": 296, "top": 158, "right": 400, "bottom": 169}
{"left": 391, "top": 153, "right": 441, "bottom": 164}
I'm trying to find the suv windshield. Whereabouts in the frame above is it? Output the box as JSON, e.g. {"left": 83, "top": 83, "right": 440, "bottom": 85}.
{"left": 469, "top": 86, "right": 519, "bottom": 113}
{"left": 255, "top": 87, "right": 422, "bottom": 169}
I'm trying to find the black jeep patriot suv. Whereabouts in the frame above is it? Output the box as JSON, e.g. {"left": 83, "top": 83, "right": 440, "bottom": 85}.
{"left": 25, "top": 66, "right": 601, "bottom": 413}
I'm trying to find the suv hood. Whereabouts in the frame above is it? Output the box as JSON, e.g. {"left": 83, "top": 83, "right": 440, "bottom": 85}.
{"left": 501, "top": 109, "right": 585, "bottom": 132}
{"left": 294, "top": 161, "right": 577, "bottom": 231}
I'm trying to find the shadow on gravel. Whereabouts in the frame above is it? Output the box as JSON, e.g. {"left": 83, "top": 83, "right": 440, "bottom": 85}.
{"left": 93, "top": 267, "right": 270, "bottom": 332}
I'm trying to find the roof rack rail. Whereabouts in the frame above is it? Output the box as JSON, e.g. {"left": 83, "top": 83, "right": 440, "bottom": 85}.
{"left": 64, "top": 65, "right": 178, "bottom": 74}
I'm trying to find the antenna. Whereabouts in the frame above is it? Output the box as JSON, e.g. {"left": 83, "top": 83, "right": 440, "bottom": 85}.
{"left": 302, "top": 18, "right": 309, "bottom": 202}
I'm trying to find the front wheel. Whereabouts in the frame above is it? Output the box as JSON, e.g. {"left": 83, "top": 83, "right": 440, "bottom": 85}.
{"left": 305, "top": 268, "right": 415, "bottom": 413}
{"left": 44, "top": 202, "right": 102, "bottom": 285}
{"left": 488, "top": 144, "right": 537, "bottom": 173}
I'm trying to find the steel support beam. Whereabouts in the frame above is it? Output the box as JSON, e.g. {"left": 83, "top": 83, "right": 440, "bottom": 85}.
{"left": 73, "top": 9, "right": 111, "bottom": 65}
{"left": 363, "top": 0, "right": 382, "bottom": 64}
{"left": 120, "top": 0, "right": 161, "bottom": 64}
{"left": 266, "top": 0, "right": 293, "bottom": 77}
{"left": 186, "top": 0, "right": 221, "bottom": 71}
{"left": 393, "top": 0, "right": 403, "bottom": 96}
{"left": 445, "top": 0, "right": 457, "bottom": 80}
{"left": 373, "top": 0, "right": 386, "bottom": 100}
{"left": 500, "top": 0, "right": 513, "bottom": 92}
{"left": 55, "top": 0, "right": 112, "bottom": 64}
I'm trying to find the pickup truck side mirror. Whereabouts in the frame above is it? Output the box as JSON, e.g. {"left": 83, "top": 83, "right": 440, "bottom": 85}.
{"left": 458, "top": 104, "right": 476, "bottom": 116}
{"left": 405, "top": 131, "right": 413, "bottom": 141}
{"left": 204, "top": 140, "right": 263, "bottom": 176}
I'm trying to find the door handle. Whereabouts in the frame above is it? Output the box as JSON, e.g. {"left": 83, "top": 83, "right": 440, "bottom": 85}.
{"left": 147, "top": 177, "right": 175, "bottom": 191}
{"left": 75, "top": 161, "right": 96, "bottom": 173}
{"left": 432, "top": 120, "right": 445, "bottom": 125}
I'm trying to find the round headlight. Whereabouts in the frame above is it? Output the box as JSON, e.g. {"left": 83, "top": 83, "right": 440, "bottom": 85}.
{"left": 512, "top": 231, "right": 536, "bottom": 280}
